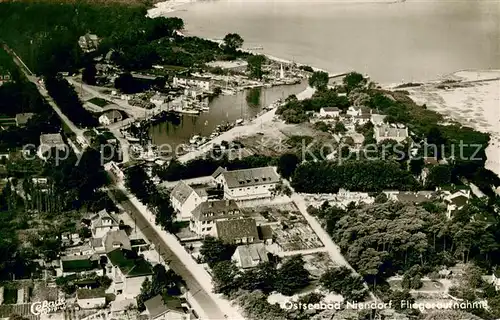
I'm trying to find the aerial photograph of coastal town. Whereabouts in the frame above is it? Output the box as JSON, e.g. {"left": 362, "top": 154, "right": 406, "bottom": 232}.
{"left": 0, "top": 0, "right": 499, "bottom": 319}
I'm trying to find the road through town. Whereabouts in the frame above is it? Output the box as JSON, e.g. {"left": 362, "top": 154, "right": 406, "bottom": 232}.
{"left": 106, "top": 171, "right": 243, "bottom": 320}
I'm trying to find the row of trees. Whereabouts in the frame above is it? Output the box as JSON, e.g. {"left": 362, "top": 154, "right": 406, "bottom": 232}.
{"left": 44, "top": 75, "right": 98, "bottom": 127}
{"left": 291, "top": 160, "right": 420, "bottom": 193}
{"left": 125, "top": 165, "right": 175, "bottom": 231}
{"left": 153, "top": 154, "right": 275, "bottom": 182}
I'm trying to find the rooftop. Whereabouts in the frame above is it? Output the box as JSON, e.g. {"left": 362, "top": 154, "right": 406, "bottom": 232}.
{"left": 40, "top": 133, "right": 65, "bottom": 146}
{"left": 77, "top": 288, "right": 106, "bottom": 300}
{"left": 144, "top": 295, "right": 184, "bottom": 318}
{"left": 61, "top": 256, "right": 98, "bottom": 273}
{"left": 321, "top": 107, "right": 340, "bottom": 112}
{"left": 91, "top": 209, "right": 119, "bottom": 229}
{"left": 216, "top": 166, "right": 280, "bottom": 189}
{"left": 234, "top": 243, "right": 269, "bottom": 268}
{"left": 216, "top": 218, "right": 259, "bottom": 243}
{"left": 170, "top": 181, "right": 195, "bottom": 205}
{"left": 107, "top": 249, "right": 153, "bottom": 278}
{"left": 192, "top": 200, "right": 242, "bottom": 221}
{"left": 104, "top": 230, "right": 132, "bottom": 253}
{"left": 102, "top": 110, "right": 122, "bottom": 121}
{"left": 15, "top": 113, "right": 35, "bottom": 126}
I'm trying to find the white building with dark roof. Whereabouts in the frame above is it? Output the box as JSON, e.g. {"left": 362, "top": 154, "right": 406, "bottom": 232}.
{"left": 232, "top": 243, "right": 268, "bottom": 269}
{"left": 212, "top": 166, "right": 280, "bottom": 201}
{"left": 215, "top": 218, "right": 259, "bottom": 244}
{"left": 189, "top": 199, "right": 242, "bottom": 236}
{"left": 91, "top": 209, "right": 120, "bottom": 239}
{"left": 38, "top": 133, "right": 68, "bottom": 159}
{"left": 173, "top": 75, "right": 212, "bottom": 91}
{"left": 98, "top": 110, "right": 122, "bottom": 126}
{"left": 373, "top": 123, "right": 409, "bottom": 143}
{"left": 142, "top": 295, "right": 188, "bottom": 320}
{"left": 319, "top": 107, "right": 340, "bottom": 118}
{"left": 170, "top": 181, "right": 208, "bottom": 221}
{"left": 444, "top": 190, "right": 471, "bottom": 219}
{"left": 78, "top": 33, "right": 100, "bottom": 53}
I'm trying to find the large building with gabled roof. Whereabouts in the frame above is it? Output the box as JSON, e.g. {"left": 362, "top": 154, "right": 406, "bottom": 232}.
{"left": 170, "top": 181, "right": 208, "bottom": 220}
{"left": 212, "top": 166, "right": 280, "bottom": 201}
{"left": 189, "top": 199, "right": 243, "bottom": 236}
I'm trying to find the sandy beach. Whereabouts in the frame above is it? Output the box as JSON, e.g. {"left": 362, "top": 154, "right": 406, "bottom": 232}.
{"left": 407, "top": 70, "right": 500, "bottom": 178}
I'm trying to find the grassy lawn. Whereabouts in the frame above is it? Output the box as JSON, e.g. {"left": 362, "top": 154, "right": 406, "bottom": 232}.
{"left": 88, "top": 97, "right": 111, "bottom": 107}
{"left": 3, "top": 287, "right": 18, "bottom": 304}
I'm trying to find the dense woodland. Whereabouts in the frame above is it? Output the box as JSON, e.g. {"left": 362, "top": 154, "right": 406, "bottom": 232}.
{"left": 0, "top": 2, "right": 245, "bottom": 76}
{"left": 308, "top": 197, "right": 500, "bottom": 319}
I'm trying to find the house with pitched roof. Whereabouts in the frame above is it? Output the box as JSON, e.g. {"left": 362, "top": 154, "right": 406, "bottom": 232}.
{"left": 444, "top": 189, "right": 471, "bottom": 219}
{"left": 215, "top": 218, "right": 259, "bottom": 244}
{"left": 232, "top": 243, "right": 269, "bottom": 269}
{"left": 91, "top": 209, "right": 120, "bottom": 239}
{"left": 38, "top": 133, "right": 68, "bottom": 160}
{"left": 142, "top": 295, "right": 189, "bottom": 320}
{"left": 212, "top": 167, "right": 280, "bottom": 201}
{"left": 106, "top": 247, "right": 153, "bottom": 297}
{"left": 170, "top": 181, "right": 208, "bottom": 221}
{"left": 76, "top": 288, "right": 106, "bottom": 309}
{"left": 59, "top": 254, "right": 102, "bottom": 277}
{"left": 189, "top": 199, "right": 243, "bottom": 236}
{"left": 319, "top": 107, "right": 340, "bottom": 118}
{"left": 373, "top": 123, "right": 409, "bottom": 143}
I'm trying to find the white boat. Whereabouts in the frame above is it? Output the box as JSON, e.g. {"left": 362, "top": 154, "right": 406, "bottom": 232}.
{"left": 176, "top": 108, "right": 200, "bottom": 115}
{"left": 201, "top": 106, "right": 210, "bottom": 111}
{"left": 189, "top": 135, "right": 200, "bottom": 144}
{"left": 235, "top": 119, "right": 244, "bottom": 125}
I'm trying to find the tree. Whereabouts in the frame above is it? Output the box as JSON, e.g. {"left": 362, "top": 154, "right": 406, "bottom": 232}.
{"left": 387, "top": 289, "right": 414, "bottom": 310}
{"left": 137, "top": 277, "right": 152, "bottom": 311}
{"left": 275, "top": 255, "right": 310, "bottom": 295}
{"left": 374, "top": 192, "right": 388, "bottom": 204}
{"left": 200, "top": 236, "right": 235, "bottom": 268}
{"left": 82, "top": 64, "right": 97, "bottom": 85}
{"left": 212, "top": 260, "right": 241, "bottom": 296}
{"left": 333, "top": 121, "right": 347, "bottom": 134}
{"left": 308, "top": 71, "right": 329, "bottom": 90}
{"left": 277, "top": 153, "right": 300, "bottom": 179}
{"left": 223, "top": 33, "right": 244, "bottom": 52}
{"left": 425, "top": 165, "right": 451, "bottom": 189}
{"left": 247, "top": 55, "right": 266, "bottom": 80}
{"left": 343, "top": 72, "right": 366, "bottom": 93}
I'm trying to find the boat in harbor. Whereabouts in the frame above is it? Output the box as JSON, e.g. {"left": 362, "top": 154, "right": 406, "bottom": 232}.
{"left": 175, "top": 108, "right": 200, "bottom": 115}
{"left": 189, "top": 135, "right": 200, "bottom": 144}
{"left": 235, "top": 119, "right": 244, "bottom": 125}
{"left": 201, "top": 106, "right": 210, "bottom": 111}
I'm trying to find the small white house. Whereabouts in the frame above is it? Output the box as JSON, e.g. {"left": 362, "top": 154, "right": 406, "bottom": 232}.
{"left": 76, "top": 289, "right": 106, "bottom": 309}
{"left": 150, "top": 94, "right": 167, "bottom": 106}
{"left": 319, "top": 107, "right": 340, "bottom": 118}
{"left": 91, "top": 209, "right": 120, "bottom": 239}
{"left": 212, "top": 166, "right": 280, "bottom": 201}
{"left": 373, "top": 123, "right": 409, "bottom": 143}
{"left": 142, "top": 295, "right": 189, "bottom": 320}
{"left": 38, "top": 133, "right": 68, "bottom": 160}
{"left": 444, "top": 189, "right": 471, "bottom": 219}
{"left": 232, "top": 243, "right": 269, "bottom": 269}
{"left": 98, "top": 110, "right": 122, "bottom": 126}
{"left": 491, "top": 270, "right": 500, "bottom": 291}
{"left": 170, "top": 181, "right": 208, "bottom": 221}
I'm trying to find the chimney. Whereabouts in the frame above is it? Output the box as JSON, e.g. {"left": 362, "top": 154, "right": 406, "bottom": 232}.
{"left": 225, "top": 200, "right": 229, "bottom": 206}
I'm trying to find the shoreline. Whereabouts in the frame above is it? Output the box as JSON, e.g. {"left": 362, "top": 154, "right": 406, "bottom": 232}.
{"left": 146, "top": 3, "right": 500, "bottom": 182}
{"left": 406, "top": 69, "right": 500, "bottom": 181}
